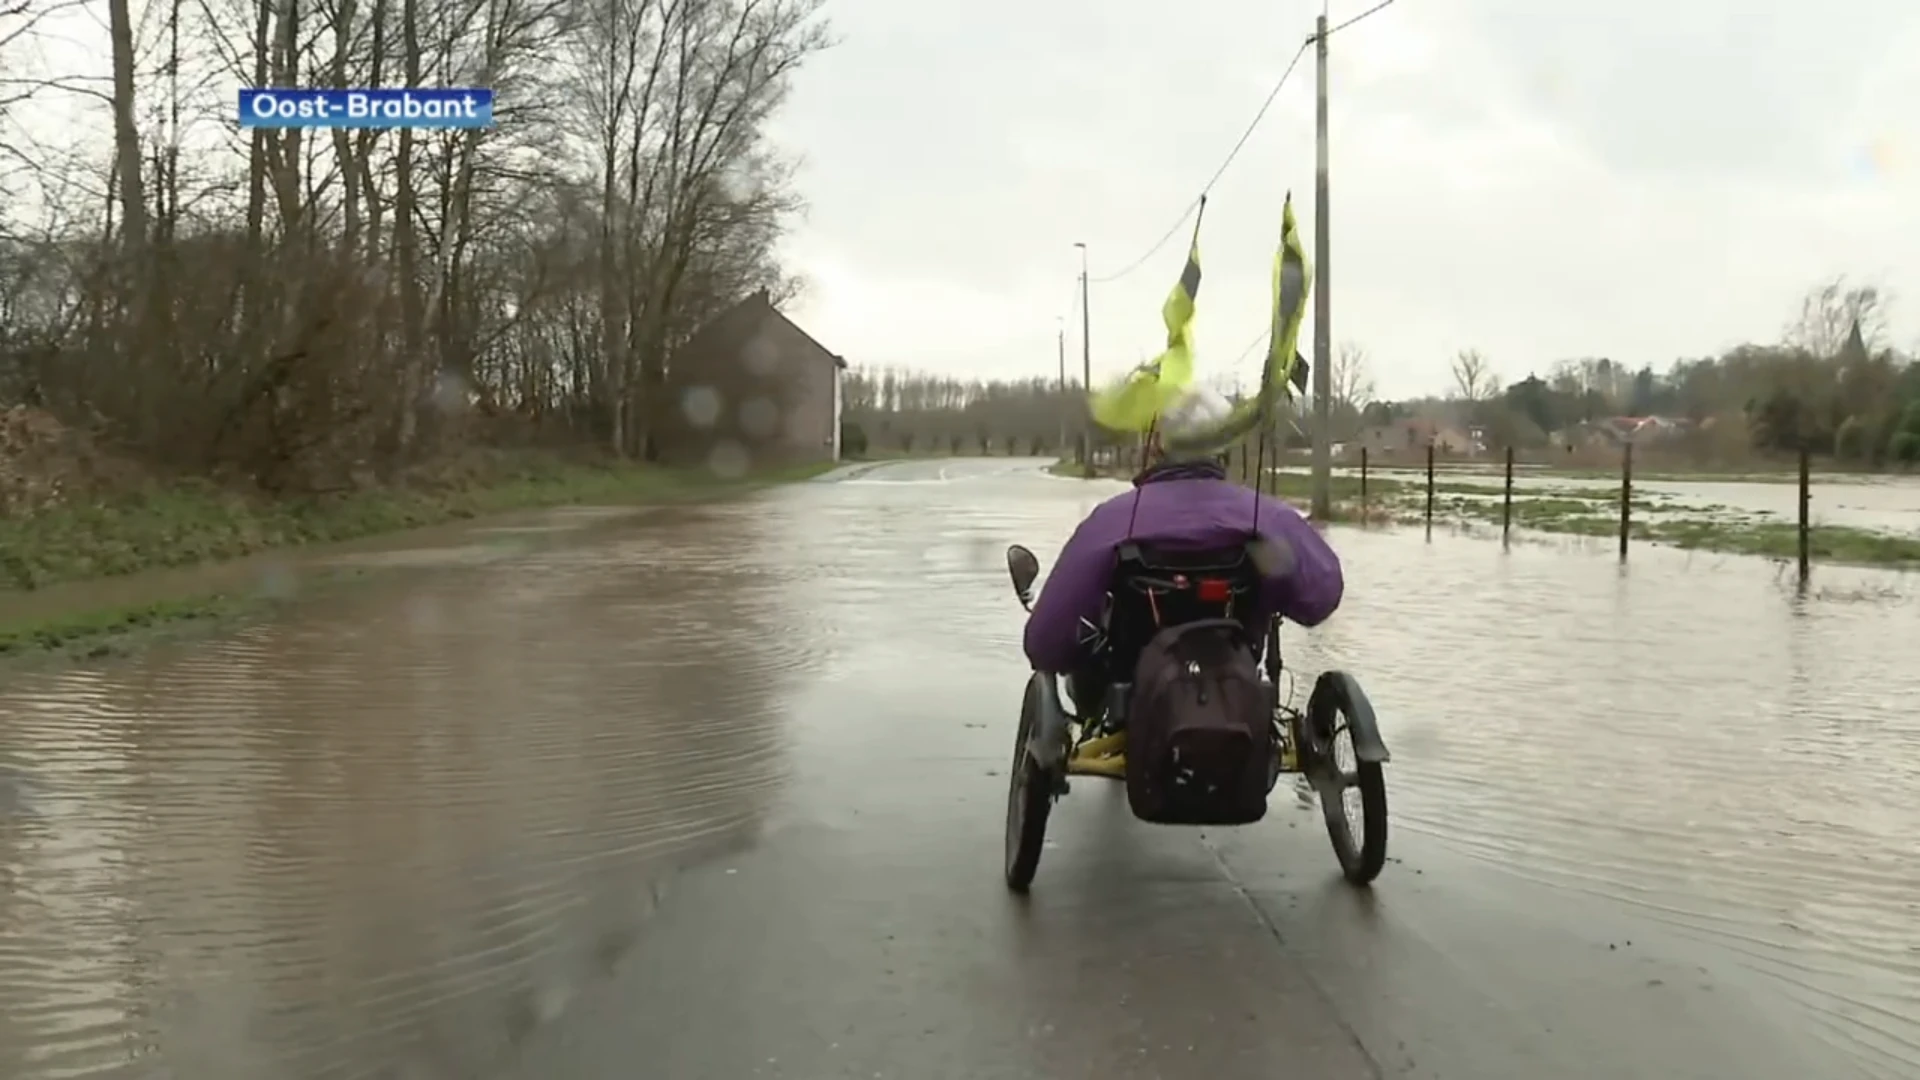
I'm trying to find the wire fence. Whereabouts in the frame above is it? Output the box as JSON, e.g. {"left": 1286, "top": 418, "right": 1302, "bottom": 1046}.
{"left": 1224, "top": 441, "right": 1839, "bottom": 587}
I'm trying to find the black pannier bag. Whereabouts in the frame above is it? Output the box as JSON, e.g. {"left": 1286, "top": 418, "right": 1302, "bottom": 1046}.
{"left": 1124, "top": 617, "right": 1274, "bottom": 826}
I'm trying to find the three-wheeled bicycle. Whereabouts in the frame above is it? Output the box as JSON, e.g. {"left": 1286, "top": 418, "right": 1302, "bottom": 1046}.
{"left": 1001, "top": 538, "right": 1390, "bottom": 892}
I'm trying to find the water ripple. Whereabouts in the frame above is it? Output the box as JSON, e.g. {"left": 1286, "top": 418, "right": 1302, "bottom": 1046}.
{"left": 2, "top": 459, "right": 1917, "bottom": 1077}
{"left": 0, "top": 506, "right": 802, "bottom": 1078}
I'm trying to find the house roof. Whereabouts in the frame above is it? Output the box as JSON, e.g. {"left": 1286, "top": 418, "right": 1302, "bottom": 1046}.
{"left": 683, "top": 290, "right": 848, "bottom": 370}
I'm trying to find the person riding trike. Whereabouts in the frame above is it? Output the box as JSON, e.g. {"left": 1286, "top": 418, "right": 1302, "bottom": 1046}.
{"left": 1001, "top": 385, "right": 1390, "bottom": 891}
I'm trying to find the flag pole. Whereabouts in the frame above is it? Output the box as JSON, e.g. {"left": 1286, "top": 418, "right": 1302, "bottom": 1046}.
{"left": 1309, "top": 11, "right": 1334, "bottom": 518}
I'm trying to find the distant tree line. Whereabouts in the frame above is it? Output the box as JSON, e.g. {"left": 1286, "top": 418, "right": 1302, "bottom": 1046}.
{"left": 834, "top": 279, "right": 1920, "bottom": 469}
{"left": 1343, "top": 279, "right": 1920, "bottom": 466}
{"left": 844, "top": 279, "right": 1920, "bottom": 470}
{"left": 839, "top": 370, "right": 1095, "bottom": 457}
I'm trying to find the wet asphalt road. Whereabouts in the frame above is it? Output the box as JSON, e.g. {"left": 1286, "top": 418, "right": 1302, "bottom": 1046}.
{"left": 3, "top": 456, "right": 1914, "bottom": 1079}
{"left": 501, "top": 459, "right": 1889, "bottom": 1080}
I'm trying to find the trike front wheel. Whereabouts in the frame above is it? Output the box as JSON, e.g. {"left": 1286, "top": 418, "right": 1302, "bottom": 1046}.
{"left": 1307, "top": 673, "right": 1389, "bottom": 886}
{"left": 1004, "top": 680, "right": 1057, "bottom": 891}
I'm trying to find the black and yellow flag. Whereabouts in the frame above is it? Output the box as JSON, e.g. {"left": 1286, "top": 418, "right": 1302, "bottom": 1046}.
{"left": 1269, "top": 193, "right": 1311, "bottom": 398}
{"left": 1089, "top": 200, "right": 1207, "bottom": 433}
{"left": 1160, "top": 193, "right": 1314, "bottom": 456}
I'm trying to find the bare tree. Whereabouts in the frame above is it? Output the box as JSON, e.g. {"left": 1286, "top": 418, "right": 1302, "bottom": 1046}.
{"left": 0, "top": 0, "right": 833, "bottom": 493}
{"left": 1787, "top": 276, "right": 1889, "bottom": 359}
{"left": 839, "top": 367, "right": 1082, "bottom": 456}
{"left": 1331, "top": 341, "right": 1375, "bottom": 412}
{"left": 560, "top": 0, "right": 828, "bottom": 459}
{"left": 1450, "top": 348, "right": 1494, "bottom": 402}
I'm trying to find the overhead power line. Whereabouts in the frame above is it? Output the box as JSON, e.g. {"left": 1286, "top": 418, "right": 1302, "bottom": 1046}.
{"left": 1324, "top": 0, "right": 1403, "bottom": 39}
{"left": 1085, "top": 0, "right": 1407, "bottom": 286}
{"left": 1088, "top": 37, "right": 1313, "bottom": 285}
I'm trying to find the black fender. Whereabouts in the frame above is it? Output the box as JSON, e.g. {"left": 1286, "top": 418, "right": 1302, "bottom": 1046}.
{"left": 1021, "top": 672, "right": 1073, "bottom": 772}
{"left": 1307, "top": 670, "right": 1391, "bottom": 764}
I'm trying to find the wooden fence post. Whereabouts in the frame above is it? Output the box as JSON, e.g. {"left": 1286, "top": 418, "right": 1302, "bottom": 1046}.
{"left": 1503, "top": 445, "right": 1514, "bottom": 549}
{"left": 1619, "top": 441, "right": 1633, "bottom": 561}
{"left": 1360, "top": 446, "right": 1370, "bottom": 524}
{"left": 1797, "top": 445, "right": 1811, "bottom": 586}
{"left": 1425, "top": 441, "right": 1436, "bottom": 541}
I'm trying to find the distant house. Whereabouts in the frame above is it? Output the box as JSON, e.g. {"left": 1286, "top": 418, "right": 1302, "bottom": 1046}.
{"left": 1555, "top": 416, "right": 1689, "bottom": 451}
{"left": 1354, "top": 418, "right": 1477, "bottom": 457}
{"left": 663, "top": 290, "right": 848, "bottom": 466}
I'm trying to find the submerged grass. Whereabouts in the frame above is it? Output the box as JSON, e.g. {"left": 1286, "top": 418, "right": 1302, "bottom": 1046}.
{"left": 0, "top": 455, "right": 831, "bottom": 660}
{"left": 951, "top": 454, "right": 1920, "bottom": 569}
{"left": 1333, "top": 485, "right": 1920, "bottom": 568}
{"left": 0, "top": 455, "right": 831, "bottom": 593}
{"left": 1045, "top": 457, "right": 1105, "bottom": 478}
{"left": 0, "top": 595, "right": 250, "bottom": 661}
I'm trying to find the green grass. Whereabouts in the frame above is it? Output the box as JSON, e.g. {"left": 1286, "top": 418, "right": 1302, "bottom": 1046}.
{"left": 1326, "top": 482, "right": 1920, "bottom": 568}
{"left": 1046, "top": 457, "right": 1101, "bottom": 478}
{"left": 0, "top": 455, "right": 831, "bottom": 593}
{"left": 0, "top": 455, "right": 831, "bottom": 660}
{"left": 0, "top": 595, "right": 250, "bottom": 660}
{"left": 1642, "top": 519, "right": 1920, "bottom": 564}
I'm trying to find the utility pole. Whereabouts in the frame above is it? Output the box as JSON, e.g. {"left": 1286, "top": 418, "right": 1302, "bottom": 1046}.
{"left": 1075, "top": 242, "right": 1092, "bottom": 474}
{"left": 1057, "top": 318, "right": 1070, "bottom": 453}
{"left": 1309, "top": 12, "right": 1333, "bottom": 518}
{"left": 1305, "top": 13, "right": 1336, "bottom": 518}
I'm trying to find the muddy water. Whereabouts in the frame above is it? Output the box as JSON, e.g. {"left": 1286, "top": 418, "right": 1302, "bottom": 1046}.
{"left": 0, "top": 504, "right": 805, "bottom": 1078}
{"left": 1280, "top": 529, "right": 1920, "bottom": 1074}
{"left": 2, "top": 458, "right": 1918, "bottom": 1078}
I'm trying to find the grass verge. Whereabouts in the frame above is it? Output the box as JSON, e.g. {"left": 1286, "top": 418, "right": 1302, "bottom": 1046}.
{"left": 0, "top": 454, "right": 831, "bottom": 592}
{"left": 0, "top": 595, "right": 253, "bottom": 663}
{"left": 1045, "top": 457, "right": 1102, "bottom": 479}
{"left": 0, "top": 454, "right": 832, "bottom": 661}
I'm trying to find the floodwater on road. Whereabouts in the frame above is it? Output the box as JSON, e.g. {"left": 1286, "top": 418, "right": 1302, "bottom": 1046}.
{"left": 1, "top": 457, "right": 1917, "bottom": 1079}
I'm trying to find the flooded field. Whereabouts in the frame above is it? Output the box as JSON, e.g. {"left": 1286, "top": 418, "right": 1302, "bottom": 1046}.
{"left": 1, "top": 458, "right": 1916, "bottom": 1078}
{"left": 1327, "top": 465, "right": 1920, "bottom": 536}
{"left": 1291, "top": 529, "right": 1920, "bottom": 1075}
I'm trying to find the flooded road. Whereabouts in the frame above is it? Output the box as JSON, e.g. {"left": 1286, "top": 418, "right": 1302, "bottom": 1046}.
{"left": 2, "top": 458, "right": 1917, "bottom": 1078}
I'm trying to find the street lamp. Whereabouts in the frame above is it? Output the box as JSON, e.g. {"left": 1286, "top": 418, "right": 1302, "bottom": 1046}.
{"left": 1056, "top": 315, "right": 1067, "bottom": 455}
{"left": 1074, "top": 242, "right": 1090, "bottom": 471}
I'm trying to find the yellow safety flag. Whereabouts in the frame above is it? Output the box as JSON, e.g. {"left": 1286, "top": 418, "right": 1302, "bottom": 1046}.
{"left": 1161, "top": 192, "right": 1314, "bottom": 456}
{"left": 1088, "top": 200, "right": 1207, "bottom": 433}
{"left": 1269, "top": 192, "right": 1312, "bottom": 398}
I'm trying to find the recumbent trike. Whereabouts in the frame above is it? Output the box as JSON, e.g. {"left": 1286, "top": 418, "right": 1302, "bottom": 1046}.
{"left": 1001, "top": 538, "right": 1390, "bottom": 891}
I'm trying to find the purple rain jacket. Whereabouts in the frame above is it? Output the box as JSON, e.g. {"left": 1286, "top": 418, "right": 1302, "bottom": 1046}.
{"left": 1022, "top": 460, "right": 1345, "bottom": 674}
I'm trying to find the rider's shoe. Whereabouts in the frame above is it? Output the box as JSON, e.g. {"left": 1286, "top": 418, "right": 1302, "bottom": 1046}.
{"left": 1067, "top": 731, "right": 1127, "bottom": 777}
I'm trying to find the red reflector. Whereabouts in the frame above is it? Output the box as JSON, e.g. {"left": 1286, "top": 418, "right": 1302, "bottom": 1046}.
{"left": 1196, "top": 578, "right": 1230, "bottom": 603}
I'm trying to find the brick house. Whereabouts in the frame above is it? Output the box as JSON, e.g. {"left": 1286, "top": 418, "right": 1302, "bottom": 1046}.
{"left": 662, "top": 290, "right": 848, "bottom": 467}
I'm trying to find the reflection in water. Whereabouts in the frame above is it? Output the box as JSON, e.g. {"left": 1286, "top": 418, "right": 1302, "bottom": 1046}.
{"left": 2, "top": 458, "right": 1918, "bottom": 1078}
{"left": 0, "top": 506, "right": 803, "bottom": 1079}
{"left": 803, "top": 461, "right": 1920, "bottom": 1077}
{"left": 1283, "top": 530, "right": 1920, "bottom": 1077}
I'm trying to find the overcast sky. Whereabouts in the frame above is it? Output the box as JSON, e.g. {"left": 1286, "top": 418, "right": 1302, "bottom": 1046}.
{"left": 7, "top": 0, "right": 1916, "bottom": 400}
{"left": 767, "top": 0, "right": 1920, "bottom": 398}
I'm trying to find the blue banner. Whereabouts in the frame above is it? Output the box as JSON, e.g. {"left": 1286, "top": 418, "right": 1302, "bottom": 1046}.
{"left": 237, "top": 88, "right": 494, "bottom": 129}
